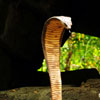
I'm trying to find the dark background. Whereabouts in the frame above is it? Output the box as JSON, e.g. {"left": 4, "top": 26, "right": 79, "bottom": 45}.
{"left": 0, "top": 0, "right": 100, "bottom": 90}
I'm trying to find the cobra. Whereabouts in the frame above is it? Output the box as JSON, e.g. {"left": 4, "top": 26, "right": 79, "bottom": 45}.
{"left": 41, "top": 16, "right": 72, "bottom": 100}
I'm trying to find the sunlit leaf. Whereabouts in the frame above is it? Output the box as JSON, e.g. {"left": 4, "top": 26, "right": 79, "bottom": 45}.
{"left": 37, "top": 32, "right": 100, "bottom": 73}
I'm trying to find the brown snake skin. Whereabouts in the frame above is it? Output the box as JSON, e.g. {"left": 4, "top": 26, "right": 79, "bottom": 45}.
{"left": 41, "top": 16, "right": 72, "bottom": 100}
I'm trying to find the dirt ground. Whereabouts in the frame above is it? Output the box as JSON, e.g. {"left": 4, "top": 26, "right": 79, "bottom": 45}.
{"left": 0, "top": 79, "right": 100, "bottom": 100}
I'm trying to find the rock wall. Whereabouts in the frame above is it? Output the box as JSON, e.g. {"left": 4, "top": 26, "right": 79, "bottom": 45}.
{"left": 0, "top": 0, "right": 99, "bottom": 90}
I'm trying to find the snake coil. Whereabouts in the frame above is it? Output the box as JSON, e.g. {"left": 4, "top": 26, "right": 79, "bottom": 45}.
{"left": 41, "top": 16, "right": 72, "bottom": 100}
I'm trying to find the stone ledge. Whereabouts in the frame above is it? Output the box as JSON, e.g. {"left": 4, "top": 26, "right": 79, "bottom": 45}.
{"left": 0, "top": 79, "right": 100, "bottom": 100}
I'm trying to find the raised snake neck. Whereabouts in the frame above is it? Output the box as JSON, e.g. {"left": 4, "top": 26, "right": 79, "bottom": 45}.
{"left": 41, "top": 16, "right": 72, "bottom": 100}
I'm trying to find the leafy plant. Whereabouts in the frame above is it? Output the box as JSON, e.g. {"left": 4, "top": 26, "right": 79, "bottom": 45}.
{"left": 37, "top": 32, "right": 100, "bottom": 72}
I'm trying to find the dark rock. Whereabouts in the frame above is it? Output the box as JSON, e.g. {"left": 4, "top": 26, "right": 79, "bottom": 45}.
{"left": 0, "top": 0, "right": 100, "bottom": 90}
{"left": 0, "top": 0, "right": 50, "bottom": 89}
{"left": 62, "top": 68, "right": 100, "bottom": 86}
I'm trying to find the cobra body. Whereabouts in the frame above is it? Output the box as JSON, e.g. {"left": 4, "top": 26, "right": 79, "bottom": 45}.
{"left": 42, "top": 16, "right": 72, "bottom": 100}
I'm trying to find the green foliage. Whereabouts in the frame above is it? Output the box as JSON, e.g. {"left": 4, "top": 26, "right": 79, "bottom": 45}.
{"left": 37, "top": 32, "right": 100, "bottom": 72}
